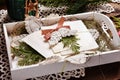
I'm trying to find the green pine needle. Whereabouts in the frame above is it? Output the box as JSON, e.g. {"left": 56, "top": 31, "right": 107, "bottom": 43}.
{"left": 111, "top": 16, "right": 120, "bottom": 29}
{"left": 11, "top": 42, "right": 45, "bottom": 66}
{"left": 61, "top": 36, "right": 80, "bottom": 54}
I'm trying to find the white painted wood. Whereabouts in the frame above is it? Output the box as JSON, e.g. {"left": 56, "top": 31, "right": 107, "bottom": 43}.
{"left": 3, "top": 12, "right": 120, "bottom": 80}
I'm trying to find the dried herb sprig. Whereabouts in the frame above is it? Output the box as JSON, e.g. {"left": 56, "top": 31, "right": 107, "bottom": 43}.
{"left": 11, "top": 42, "right": 45, "bottom": 66}
{"left": 10, "top": 22, "right": 28, "bottom": 36}
{"left": 61, "top": 36, "right": 80, "bottom": 54}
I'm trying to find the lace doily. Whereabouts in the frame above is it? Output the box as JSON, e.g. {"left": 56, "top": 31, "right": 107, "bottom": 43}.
{"left": 0, "top": 24, "right": 12, "bottom": 80}
{"left": 38, "top": 2, "right": 116, "bottom": 17}
{"left": 98, "top": 3, "right": 115, "bottom": 13}
{"left": 27, "top": 68, "right": 85, "bottom": 80}
{"left": 111, "top": 0, "right": 120, "bottom": 3}
{"left": 38, "top": 4, "right": 67, "bottom": 18}
{"left": 0, "top": 9, "right": 8, "bottom": 22}
{"left": 87, "top": 3, "right": 115, "bottom": 13}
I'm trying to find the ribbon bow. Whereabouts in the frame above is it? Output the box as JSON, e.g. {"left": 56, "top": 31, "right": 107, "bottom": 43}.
{"left": 42, "top": 17, "right": 70, "bottom": 41}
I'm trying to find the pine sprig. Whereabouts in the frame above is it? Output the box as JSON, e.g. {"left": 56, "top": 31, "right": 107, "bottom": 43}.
{"left": 61, "top": 36, "right": 80, "bottom": 54}
{"left": 11, "top": 42, "right": 45, "bottom": 66}
{"left": 111, "top": 16, "right": 120, "bottom": 29}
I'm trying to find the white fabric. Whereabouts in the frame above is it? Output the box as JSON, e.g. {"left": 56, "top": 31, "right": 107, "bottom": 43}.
{"left": 96, "top": 3, "right": 115, "bottom": 13}
{"left": 111, "top": 0, "right": 120, "bottom": 3}
{"left": 0, "top": 9, "right": 7, "bottom": 22}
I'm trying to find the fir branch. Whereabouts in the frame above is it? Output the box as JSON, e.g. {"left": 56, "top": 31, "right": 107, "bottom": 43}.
{"left": 111, "top": 16, "right": 120, "bottom": 29}
{"left": 61, "top": 36, "right": 80, "bottom": 54}
{"left": 11, "top": 42, "right": 45, "bottom": 66}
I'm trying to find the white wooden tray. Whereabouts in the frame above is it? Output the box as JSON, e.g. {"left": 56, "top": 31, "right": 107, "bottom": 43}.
{"left": 3, "top": 12, "right": 120, "bottom": 80}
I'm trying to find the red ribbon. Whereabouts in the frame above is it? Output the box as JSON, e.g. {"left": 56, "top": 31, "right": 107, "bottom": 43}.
{"left": 42, "top": 17, "right": 70, "bottom": 41}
